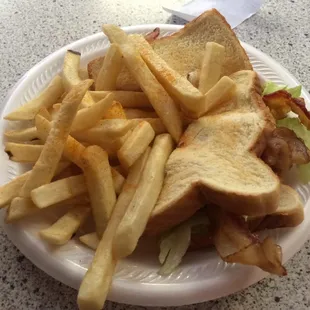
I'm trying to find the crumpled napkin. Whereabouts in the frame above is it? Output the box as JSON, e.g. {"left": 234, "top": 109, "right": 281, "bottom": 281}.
{"left": 163, "top": 0, "right": 263, "bottom": 28}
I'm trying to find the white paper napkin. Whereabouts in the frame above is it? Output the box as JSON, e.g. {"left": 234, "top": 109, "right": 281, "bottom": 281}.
{"left": 163, "top": 0, "right": 263, "bottom": 28}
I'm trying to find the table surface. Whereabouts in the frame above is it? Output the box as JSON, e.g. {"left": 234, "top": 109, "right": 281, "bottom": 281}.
{"left": 1, "top": 0, "right": 310, "bottom": 309}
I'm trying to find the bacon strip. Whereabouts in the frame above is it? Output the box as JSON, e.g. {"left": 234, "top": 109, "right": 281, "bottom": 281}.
{"left": 207, "top": 207, "right": 287, "bottom": 276}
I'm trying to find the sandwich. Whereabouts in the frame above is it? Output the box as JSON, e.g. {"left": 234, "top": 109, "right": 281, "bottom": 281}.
{"left": 88, "top": 9, "right": 252, "bottom": 91}
{"left": 146, "top": 70, "right": 280, "bottom": 235}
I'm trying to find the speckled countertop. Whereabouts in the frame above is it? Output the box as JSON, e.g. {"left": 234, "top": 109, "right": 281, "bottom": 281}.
{"left": 1, "top": 0, "right": 310, "bottom": 309}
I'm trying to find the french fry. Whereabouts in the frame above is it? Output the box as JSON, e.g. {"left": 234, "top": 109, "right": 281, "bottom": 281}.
{"left": 6, "top": 197, "right": 38, "bottom": 223}
{"left": 0, "top": 161, "right": 70, "bottom": 209}
{"left": 6, "top": 194, "right": 89, "bottom": 223}
{"left": 18, "top": 79, "right": 92, "bottom": 198}
{"left": 31, "top": 169, "right": 124, "bottom": 209}
{"left": 35, "top": 115, "right": 86, "bottom": 168}
{"left": 204, "top": 76, "right": 237, "bottom": 112}
{"left": 0, "top": 172, "right": 30, "bottom": 208}
{"left": 4, "top": 76, "right": 64, "bottom": 121}
{"left": 102, "top": 25, "right": 182, "bottom": 142}
{"left": 79, "top": 232, "right": 99, "bottom": 250}
{"left": 72, "top": 126, "right": 130, "bottom": 156}
{"left": 90, "top": 90, "right": 152, "bottom": 108}
{"left": 114, "top": 134, "right": 174, "bottom": 258}
{"left": 117, "top": 121, "right": 155, "bottom": 170}
{"left": 124, "top": 108, "right": 157, "bottom": 119}
{"left": 5, "top": 143, "right": 43, "bottom": 163}
{"left": 31, "top": 174, "right": 87, "bottom": 208}
{"left": 130, "top": 34, "right": 235, "bottom": 118}
{"left": 95, "top": 44, "right": 122, "bottom": 91}
{"left": 199, "top": 42, "right": 225, "bottom": 94}
{"left": 39, "top": 205, "right": 90, "bottom": 245}
{"left": 5, "top": 127, "right": 38, "bottom": 142}
{"left": 72, "top": 119, "right": 135, "bottom": 141}
{"left": 63, "top": 50, "right": 82, "bottom": 90}
{"left": 102, "top": 101, "right": 126, "bottom": 119}
{"left": 77, "top": 147, "right": 150, "bottom": 310}
{"left": 62, "top": 50, "right": 95, "bottom": 108}
{"left": 71, "top": 93, "right": 114, "bottom": 132}
{"left": 81, "top": 146, "right": 117, "bottom": 237}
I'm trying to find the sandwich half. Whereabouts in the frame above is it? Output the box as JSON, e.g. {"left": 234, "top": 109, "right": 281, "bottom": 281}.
{"left": 146, "top": 70, "right": 280, "bottom": 235}
{"left": 88, "top": 9, "right": 252, "bottom": 90}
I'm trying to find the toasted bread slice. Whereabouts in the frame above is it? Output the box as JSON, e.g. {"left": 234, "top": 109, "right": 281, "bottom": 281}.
{"left": 89, "top": 9, "right": 252, "bottom": 90}
{"left": 248, "top": 184, "right": 304, "bottom": 231}
{"left": 146, "top": 70, "right": 280, "bottom": 236}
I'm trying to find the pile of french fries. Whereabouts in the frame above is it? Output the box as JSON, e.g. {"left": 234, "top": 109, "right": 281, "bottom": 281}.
{"left": 1, "top": 24, "right": 236, "bottom": 310}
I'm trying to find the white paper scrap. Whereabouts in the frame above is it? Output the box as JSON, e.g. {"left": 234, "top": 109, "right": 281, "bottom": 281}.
{"left": 163, "top": 0, "right": 263, "bottom": 28}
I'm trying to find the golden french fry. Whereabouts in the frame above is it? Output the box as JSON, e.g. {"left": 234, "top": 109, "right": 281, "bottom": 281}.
{"left": 79, "top": 68, "right": 89, "bottom": 80}
{"left": 102, "top": 25, "right": 182, "bottom": 142}
{"left": 62, "top": 50, "right": 95, "bottom": 108}
{"left": 72, "top": 125, "right": 130, "bottom": 156}
{"left": 0, "top": 161, "right": 70, "bottom": 209}
{"left": 199, "top": 42, "right": 225, "bottom": 94}
{"left": 5, "top": 143, "right": 43, "bottom": 163}
{"left": 71, "top": 93, "right": 114, "bottom": 132}
{"left": 39, "top": 205, "right": 90, "bottom": 245}
{"left": 95, "top": 44, "right": 122, "bottom": 91}
{"left": 114, "top": 134, "right": 174, "bottom": 258}
{"left": 31, "top": 168, "right": 122, "bottom": 209}
{"left": 79, "top": 232, "right": 99, "bottom": 250}
{"left": 6, "top": 194, "right": 89, "bottom": 223}
{"left": 90, "top": 90, "right": 151, "bottom": 109}
{"left": 130, "top": 34, "right": 235, "bottom": 118}
{"left": 4, "top": 76, "right": 64, "bottom": 121}
{"left": 77, "top": 147, "right": 150, "bottom": 310}
{"left": 35, "top": 115, "right": 86, "bottom": 168}
{"left": 72, "top": 119, "right": 135, "bottom": 141}
{"left": 103, "top": 101, "right": 127, "bottom": 119}
{"left": 117, "top": 121, "right": 155, "bottom": 170}
{"left": 4, "top": 127, "right": 38, "bottom": 142}
{"left": 124, "top": 108, "right": 157, "bottom": 119}
{"left": 204, "top": 76, "right": 236, "bottom": 112}
{"left": 0, "top": 172, "right": 30, "bottom": 208}
{"left": 6, "top": 197, "right": 38, "bottom": 223}
{"left": 63, "top": 50, "right": 82, "bottom": 90}
{"left": 18, "top": 79, "right": 92, "bottom": 198}
{"left": 31, "top": 174, "right": 87, "bottom": 208}
{"left": 81, "top": 146, "right": 117, "bottom": 238}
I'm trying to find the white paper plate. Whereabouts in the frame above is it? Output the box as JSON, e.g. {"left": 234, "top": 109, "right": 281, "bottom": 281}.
{"left": 1, "top": 24, "right": 310, "bottom": 307}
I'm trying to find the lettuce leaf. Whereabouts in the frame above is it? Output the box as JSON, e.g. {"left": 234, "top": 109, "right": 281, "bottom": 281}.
{"left": 262, "top": 81, "right": 286, "bottom": 96}
{"left": 287, "top": 85, "right": 302, "bottom": 98}
{"left": 262, "top": 81, "right": 302, "bottom": 98}
{"left": 158, "top": 214, "right": 209, "bottom": 275}
{"left": 277, "top": 117, "right": 310, "bottom": 183}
